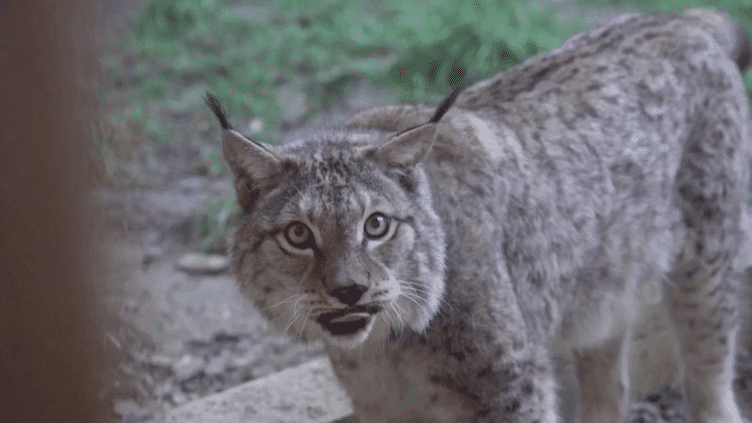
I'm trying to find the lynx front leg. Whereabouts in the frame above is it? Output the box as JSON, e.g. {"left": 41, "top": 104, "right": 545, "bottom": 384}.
{"left": 573, "top": 332, "right": 630, "bottom": 423}
{"left": 478, "top": 348, "right": 559, "bottom": 423}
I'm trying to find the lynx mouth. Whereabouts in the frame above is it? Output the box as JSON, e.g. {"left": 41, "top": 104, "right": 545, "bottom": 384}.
{"left": 317, "top": 304, "right": 381, "bottom": 336}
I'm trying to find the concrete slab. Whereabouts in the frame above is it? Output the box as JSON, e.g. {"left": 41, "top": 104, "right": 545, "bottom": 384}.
{"left": 166, "top": 357, "right": 353, "bottom": 423}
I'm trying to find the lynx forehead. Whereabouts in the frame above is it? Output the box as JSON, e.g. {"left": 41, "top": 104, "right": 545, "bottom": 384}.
{"left": 210, "top": 8, "right": 751, "bottom": 423}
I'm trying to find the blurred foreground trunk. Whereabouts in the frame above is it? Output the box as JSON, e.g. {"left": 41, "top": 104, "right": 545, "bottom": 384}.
{"left": 0, "top": 1, "right": 104, "bottom": 422}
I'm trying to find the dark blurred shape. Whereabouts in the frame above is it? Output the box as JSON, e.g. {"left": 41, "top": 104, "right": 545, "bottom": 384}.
{"left": 0, "top": 1, "right": 104, "bottom": 422}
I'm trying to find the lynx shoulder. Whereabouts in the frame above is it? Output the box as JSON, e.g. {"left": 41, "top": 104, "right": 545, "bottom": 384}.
{"left": 209, "top": 9, "right": 751, "bottom": 423}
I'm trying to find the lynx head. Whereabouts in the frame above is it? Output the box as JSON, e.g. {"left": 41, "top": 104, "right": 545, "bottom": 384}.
{"left": 206, "top": 93, "right": 456, "bottom": 349}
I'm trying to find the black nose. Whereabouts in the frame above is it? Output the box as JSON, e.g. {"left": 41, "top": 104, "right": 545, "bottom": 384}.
{"left": 331, "top": 284, "right": 368, "bottom": 307}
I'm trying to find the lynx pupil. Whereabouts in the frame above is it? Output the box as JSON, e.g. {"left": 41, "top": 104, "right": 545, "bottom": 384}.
{"left": 285, "top": 222, "right": 311, "bottom": 248}
{"left": 364, "top": 213, "right": 389, "bottom": 239}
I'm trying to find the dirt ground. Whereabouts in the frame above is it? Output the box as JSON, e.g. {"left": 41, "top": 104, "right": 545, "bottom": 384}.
{"left": 93, "top": 2, "right": 752, "bottom": 422}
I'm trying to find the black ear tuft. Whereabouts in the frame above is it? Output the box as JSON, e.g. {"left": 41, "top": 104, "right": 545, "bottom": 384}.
{"left": 429, "top": 87, "right": 461, "bottom": 123}
{"left": 205, "top": 92, "right": 232, "bottom": 130}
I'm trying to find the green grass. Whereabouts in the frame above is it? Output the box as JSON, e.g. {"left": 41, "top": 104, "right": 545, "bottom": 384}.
{"left": 125, "top": 0, "right": 580, "bottom": 143}
{"left": 192, "top": 190, "right": 241, "bottom": 252}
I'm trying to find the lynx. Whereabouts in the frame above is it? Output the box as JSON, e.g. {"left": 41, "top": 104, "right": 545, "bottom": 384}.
{"left": 207, "top": 9, "right": 752, "bottom": 423}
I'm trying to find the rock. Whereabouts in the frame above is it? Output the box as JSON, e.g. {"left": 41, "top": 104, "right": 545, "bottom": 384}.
{"left": 174, "top": 354, "right": 205, "bottom": 380}
{"left": 113, "top": 398, "right": 153, "bottom": 420}
{"left": 177, "top": 177, "right": 208, "bottom": 193}
{"left": 247, "top": 118, "right": 264, "bottom": 133}
{"left": 148, "top": 354, "right": 173, "bottom": 368}
{"left": 171, "top": 390, "right": 188, "bottom": 406}
{"left": 155, "top": 381, "right": 174, "bottom": 397}
{"left": 230, "top": 349, "right": 259, "bottom": 369}
{"left": 166, "top": 357, "right": 352, "bottom": 423}
{"left": 205, "top": 350, "right": 233, "bottom": 376}
{"left": 628, "top": 403, "right": 662, "bottom": 423}
{"left": 142, "top": 245, "right": 163, "bottom": 266}
{"left": 175, "top": 253, "right": 229, "bottom": 275}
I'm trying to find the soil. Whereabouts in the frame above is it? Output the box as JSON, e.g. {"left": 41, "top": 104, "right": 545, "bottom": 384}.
{"left": 93, "top": 2, "right": 752, "bottom": 423}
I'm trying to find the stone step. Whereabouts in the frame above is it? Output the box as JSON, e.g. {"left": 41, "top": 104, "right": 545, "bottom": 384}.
{"left": 166, "top": 357, "right": 355, "bottom": 423}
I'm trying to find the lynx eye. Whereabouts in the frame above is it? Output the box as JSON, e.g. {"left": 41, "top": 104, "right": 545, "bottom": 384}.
{"left": 364, "top": 213, "right": 390, "bottom": 239}
{"left": 284, "top": 222, "right": 312, "bottom": 249}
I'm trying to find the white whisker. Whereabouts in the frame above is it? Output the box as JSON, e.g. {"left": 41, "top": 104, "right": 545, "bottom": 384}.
{"left": 298, "top": 303, "right": 314, "bottom": 338}
{"left": 282, "top": 311, "right": 298, "bottom": 334}
{"left": 404, "top": 280, "right": 451, "bottom": 315}
{"left": 280, "top": 293, "right": 310, "bottom": 335}
{"left": 383, "top": 304, "right": 398, "bottom": 331}
{"left": 264, "top": 293, "right": 300, "bottom": 312}
{"left": 388, "top": 303, "right": 405, "bottom": 341}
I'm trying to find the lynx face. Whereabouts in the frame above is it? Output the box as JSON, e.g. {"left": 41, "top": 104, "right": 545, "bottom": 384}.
{"left": 206, "top": 99, "right": 447, "bottom": 348}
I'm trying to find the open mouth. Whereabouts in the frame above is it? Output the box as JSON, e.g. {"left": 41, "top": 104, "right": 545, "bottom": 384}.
{"left": 317, "top": 304, "right": 381, "bottom": 335}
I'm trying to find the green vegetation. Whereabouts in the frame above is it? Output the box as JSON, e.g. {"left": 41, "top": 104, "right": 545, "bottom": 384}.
{"left": 126, "top": 0, "right": 579, "bottom": 143}
{"left": 193, "top": 190, "right": 241, "bottom": 252}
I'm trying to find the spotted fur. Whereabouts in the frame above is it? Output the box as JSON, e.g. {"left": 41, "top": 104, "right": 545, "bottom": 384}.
{"left": 212, "top": 9, "right": 751, "bottom": 423}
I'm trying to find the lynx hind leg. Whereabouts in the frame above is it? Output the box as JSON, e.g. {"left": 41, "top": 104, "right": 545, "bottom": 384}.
{"left": 667, "top": 259, "right": 743, "bottom": 423}
{"left": 573, "top": 332, "right": 631, "bottom": 423}
{"left": 669, "top": 95, "right": 746, "bottom": 423}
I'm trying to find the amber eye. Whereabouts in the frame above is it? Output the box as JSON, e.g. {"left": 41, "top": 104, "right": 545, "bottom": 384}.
{"left": 364, "top": 213, "right": 390, "bottom": 239}
{"left": 284, "top": 222, "right": 312, "bottom": 249}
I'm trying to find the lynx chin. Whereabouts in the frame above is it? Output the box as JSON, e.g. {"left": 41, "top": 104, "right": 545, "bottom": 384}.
{"left": 208, "top": 8, "right": 752, "bottom": 423}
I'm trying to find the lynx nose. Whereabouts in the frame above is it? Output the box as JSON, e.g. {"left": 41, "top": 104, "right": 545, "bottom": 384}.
{"left": 330, "top": 284, "right": 368, "bottom": 307}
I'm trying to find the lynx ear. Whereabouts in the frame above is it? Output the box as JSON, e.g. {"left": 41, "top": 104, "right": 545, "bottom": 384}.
{"left": 222, "top": 131, "right": 281, "bottom": 214}
{"left": 375, "top": 123, "right": 439, "bottom": 166}
{"left": 221, "top": 129, "right": 281, "bottom": 181}
{"left": 375, "top": 87, "right": 460, "bottom": 166}
{"left": 206, "top": 93, "right": 281, "bottom": 213}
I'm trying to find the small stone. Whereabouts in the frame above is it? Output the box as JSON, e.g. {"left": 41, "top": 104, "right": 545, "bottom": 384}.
{"left": 142, "top": 246, "right": 163, "bottom": 266}
{"left": 248, "top": 118, "right": 264, "bottom": 133}
{"left": 123, "top": 299, "right": 139, "bottom": 313}
{"left": 173, "top": 354, "right": 204, "bottom": 380}
{"left": 113, "top": 399, "right": 152, "bottom": 420}
{"left": 155, "top": 382, "right": 173, "bottom": 397}
{"left": 230, "top": 343, "right": 263, "bottom": 368}
{"left": 175, "top": 253, "right": 229, "bottom": 275}
{"left": 148, "top": 354, "right": 172, "bottom": 367}
{"left": 177, "top": 177, "right": 206, "bottom": 192}
{"left": 306, "top": 405, "right": 326, "bottom": 419}
{"left": 230, "top": 352, "right": 254, "bottom": 369}
{"left": 171, "top": 390, "right": 188, "bottom": 405}
{"left": 205, "top": 350, "right": 232, "bottom": 375}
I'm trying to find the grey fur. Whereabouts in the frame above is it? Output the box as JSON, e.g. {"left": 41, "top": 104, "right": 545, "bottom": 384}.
{"left": 216, "top": 9, "right": 751, "bottom": 423}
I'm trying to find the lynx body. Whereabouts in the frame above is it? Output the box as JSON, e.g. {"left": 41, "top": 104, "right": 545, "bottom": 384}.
{"left": 209, "top": 9, "right": 751, "bottom": 422}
